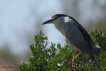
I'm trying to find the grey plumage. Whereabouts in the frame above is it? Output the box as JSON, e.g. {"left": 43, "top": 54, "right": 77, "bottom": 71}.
{"left": 42, "top": 14, "right": 101, "bottom": 61}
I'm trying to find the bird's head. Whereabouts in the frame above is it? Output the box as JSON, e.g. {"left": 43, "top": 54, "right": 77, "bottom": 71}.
{"left": 42, "top": 14, "right": 69, "bottom": 25}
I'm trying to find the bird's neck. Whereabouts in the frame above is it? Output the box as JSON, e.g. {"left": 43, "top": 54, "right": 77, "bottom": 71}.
{"left": 54, "top": 22, "right": 65, "bottom": 36}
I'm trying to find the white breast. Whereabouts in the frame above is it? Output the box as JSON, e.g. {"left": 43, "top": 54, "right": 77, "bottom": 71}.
{"left": 54, "top": 17, "right": 81, "bottom": 51}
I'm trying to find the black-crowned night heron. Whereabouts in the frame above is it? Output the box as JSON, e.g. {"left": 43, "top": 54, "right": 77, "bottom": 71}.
{"left": 42, "top": 14, "right": 101, "bottom": 63}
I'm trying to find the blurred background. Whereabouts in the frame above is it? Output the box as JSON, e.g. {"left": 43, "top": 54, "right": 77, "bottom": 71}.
{"left": 0, "top": 0, "right": 106, "bottom": 71}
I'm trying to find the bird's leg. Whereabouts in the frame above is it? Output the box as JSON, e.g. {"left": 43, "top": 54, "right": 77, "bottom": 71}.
{"left": 71, "top": 52, "right": 82, "bottom": 62}
{"left": 69, "top": 50, "right": 75, "bottom": 67}
{"left": 72, "top": 50, "right": 75, "bottom": 64}
{"left": 74, "top": 52, "right": 82, "bottom": 60}
{"left": 70, "top": 51, "right": 82, "bottom": 67}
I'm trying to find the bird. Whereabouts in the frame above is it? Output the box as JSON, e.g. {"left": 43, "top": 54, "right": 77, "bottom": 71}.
{"left": 42, "top": 14, "right": 101, "bottom": 63}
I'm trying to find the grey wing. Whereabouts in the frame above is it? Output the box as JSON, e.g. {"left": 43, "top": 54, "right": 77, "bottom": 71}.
{"left": 70, "top": 17, "right": 101, "bottom": 56}
{"left": 69, "top": 16, "right": 95, "bottom": 47}
{"left": 64, "top": 21, "right": 94, "bottom": 55}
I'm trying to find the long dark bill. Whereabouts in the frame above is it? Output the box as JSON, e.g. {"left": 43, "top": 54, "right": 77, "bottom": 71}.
{"left": 42, "top": 18, "right": 54, "bottom": 25}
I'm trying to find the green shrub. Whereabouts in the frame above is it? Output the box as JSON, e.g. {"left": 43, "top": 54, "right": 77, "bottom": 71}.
{"left": 18, "top": 29, "right": 106, "bottom": 71}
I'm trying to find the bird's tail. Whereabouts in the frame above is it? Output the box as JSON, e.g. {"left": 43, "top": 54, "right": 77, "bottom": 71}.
{"left": 94, "top": 45, "right": 101, "bottom": 56}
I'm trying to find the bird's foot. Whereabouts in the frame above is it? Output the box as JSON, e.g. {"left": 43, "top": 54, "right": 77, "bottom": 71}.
{"left": 69, "top": 58, "right": 77, "bottom": 68}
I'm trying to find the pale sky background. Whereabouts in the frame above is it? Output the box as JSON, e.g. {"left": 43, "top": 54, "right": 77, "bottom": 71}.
{"left": 0, "top": 0, "right": 105, "bottom": 56}
{"left": 0, "top": 0, "right": 63, "bottom": 56}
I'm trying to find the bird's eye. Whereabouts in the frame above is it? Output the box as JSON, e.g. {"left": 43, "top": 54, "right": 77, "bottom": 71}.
{"left": 54, "top": 16, "right": 58, "bottom": 20}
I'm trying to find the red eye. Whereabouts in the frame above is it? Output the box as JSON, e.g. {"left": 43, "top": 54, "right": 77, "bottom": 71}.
{"left": 54, "top": 16, "right": 58, "bottom": 19}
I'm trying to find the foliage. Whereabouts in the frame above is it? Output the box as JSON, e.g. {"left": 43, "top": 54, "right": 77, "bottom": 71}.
{"left": 18, "top": 29, "right": 106, "bottom": 71}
